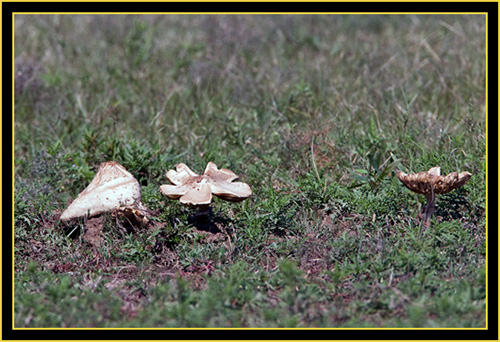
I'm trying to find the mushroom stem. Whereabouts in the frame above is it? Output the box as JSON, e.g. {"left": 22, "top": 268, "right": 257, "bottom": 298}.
{"left": 194, "top": 205, "right": 212, "bottom": 222}
{"left": 423, "top": 193, "right": 436, "bottom": 225}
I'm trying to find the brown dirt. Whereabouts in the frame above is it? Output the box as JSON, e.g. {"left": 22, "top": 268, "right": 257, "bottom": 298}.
{"left": 83, "top": 216, "right": 104, "bottom": 248}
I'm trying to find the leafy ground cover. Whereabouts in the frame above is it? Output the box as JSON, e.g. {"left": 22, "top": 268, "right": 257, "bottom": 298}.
{"left": 13, "top": 14, "right": 486, "bottom": 328}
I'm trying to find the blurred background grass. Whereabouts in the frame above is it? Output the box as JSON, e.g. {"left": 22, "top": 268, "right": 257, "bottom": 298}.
{"left": 15, "top": 14, "right": 485, "bottom": 172}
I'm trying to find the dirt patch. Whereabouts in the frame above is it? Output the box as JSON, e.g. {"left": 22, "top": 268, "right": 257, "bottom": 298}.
{"left": 298, "top": 233, "right": 335, "bottom": 276}
{"left": 51, "top": 262, "right": 78, "bottom": 274}
{"left": 82, "top": 216, "right": 105, "bottom": 248}
{"left": 315, "top": 209, "right": 361, "bottom": 239}
{"left": 153, "top": 244, "right": 181, "bottom": 269}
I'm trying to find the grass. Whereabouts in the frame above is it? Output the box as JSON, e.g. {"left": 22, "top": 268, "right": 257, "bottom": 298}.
{"left": 13, "top": 14, "right": 486, "bottom": 328}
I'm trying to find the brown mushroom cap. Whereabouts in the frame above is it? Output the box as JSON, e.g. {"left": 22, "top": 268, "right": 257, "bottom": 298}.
{"left": 159, "top": 162, "right": 252, "bottom": 208}
{"left": 60, "top": 161, "right": 142, "bottom": 221}
{"left": 397, "top": 166, "right": 472, "bottom": 195}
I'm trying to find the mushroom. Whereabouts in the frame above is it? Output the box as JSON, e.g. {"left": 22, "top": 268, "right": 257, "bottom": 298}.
{"left": 60, "top": 161, "right": 147, "bottom": 225}
{"left": 396, "top": 166, "right": 472, "bottom": 224}
{"left": 159, "top": 162, "right": 252, "bottom": 217}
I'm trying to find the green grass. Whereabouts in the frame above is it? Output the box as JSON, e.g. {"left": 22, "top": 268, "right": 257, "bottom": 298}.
{"left": 14, "top": 14, "right": 486, "bottom": 328}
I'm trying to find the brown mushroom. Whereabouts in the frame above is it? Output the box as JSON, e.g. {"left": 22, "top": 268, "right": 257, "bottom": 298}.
{"left": 60, "top": 161, "right": 147, "bottom": 225}
{"left": 396, "top": 166, "right": 472, "bottom": 224}
{"left": 160, "top": 162, "right": 252, "bottom": 216}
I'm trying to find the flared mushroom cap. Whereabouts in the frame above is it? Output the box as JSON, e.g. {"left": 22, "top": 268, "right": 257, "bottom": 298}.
{"left": 396, "top": 166, "right": 472, "bottom": 195}
{"left": 159, "top": 162, "right": 252, "bottom": 208}
{"left": 60, "top": 161, "right": 142, "bottom": 221}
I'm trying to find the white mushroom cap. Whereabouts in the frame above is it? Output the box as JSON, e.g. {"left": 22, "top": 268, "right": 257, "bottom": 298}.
{"left": 159, "top": 162, "right": 252, "bottom": 208}
{"left": 397, "top": 166, "right": 472, "bottom": 195}
{"left": 60, "top": 161, "right": 142, "bottom": 221}
{"left": 204, "top": 162, "right": 253, "bottom": 202}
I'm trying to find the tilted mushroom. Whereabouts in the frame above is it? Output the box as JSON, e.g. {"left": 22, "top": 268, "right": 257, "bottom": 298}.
{"left": 396, "top": 166, "right": 472, "bottom": 224}
{"left": 160, "top": 162, "right": 252, "bottom": 216}
{"left": 60, "top": 161, "right": 147, "bottom": 225}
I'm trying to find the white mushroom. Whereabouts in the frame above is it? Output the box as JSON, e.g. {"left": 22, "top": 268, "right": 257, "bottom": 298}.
{"left": 396, "top": 166, "right": 472, "bottom": 224}
{"left": 160, "top": 162, "right": 252, "bottom": 211}
{"left": 60, "top": 161, "right": 143, "bottom": 221}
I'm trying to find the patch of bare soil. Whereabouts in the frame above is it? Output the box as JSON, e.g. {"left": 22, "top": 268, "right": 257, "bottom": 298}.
{"left": 83, "top": 216, "right": 104, "bottom": 248}
{"left": 101, "top": 265, "right": 149, "bottom": 320}
{"left": 298, "top": 233, "right": 334, "bottom": 276}
{"left": 151, "top": 216, "right": 234, "bottom": 290}
{"left": 315, "top": 209, "right": 362, "bottom": 239}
